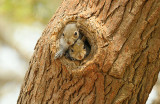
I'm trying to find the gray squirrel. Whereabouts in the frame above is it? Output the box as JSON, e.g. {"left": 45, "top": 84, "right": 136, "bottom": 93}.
{"left": 54, "top": 23, "right": 80, "bottom": 59}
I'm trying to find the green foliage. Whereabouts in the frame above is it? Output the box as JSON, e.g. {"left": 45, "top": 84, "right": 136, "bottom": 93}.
{"left": 0, "top": 0, "right": 62, "bottom": 24}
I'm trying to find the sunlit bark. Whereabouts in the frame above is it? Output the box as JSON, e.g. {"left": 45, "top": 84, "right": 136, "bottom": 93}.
{"left": 18, "top": 0, "right": 160, "bottom": 104}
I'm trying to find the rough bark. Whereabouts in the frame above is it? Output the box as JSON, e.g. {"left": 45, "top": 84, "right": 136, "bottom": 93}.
{"left": 17, "top": 0, "right": 160, "bottom": 104}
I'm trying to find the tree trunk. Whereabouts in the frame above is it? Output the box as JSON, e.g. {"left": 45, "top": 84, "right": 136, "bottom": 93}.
{"left": 17, "top": 0, "right": 160, "bottom": 104}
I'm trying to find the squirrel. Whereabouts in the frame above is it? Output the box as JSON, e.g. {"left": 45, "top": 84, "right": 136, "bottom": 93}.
{"left": 54, "top": 23, "right": 80, "bottom": 59}
{"left": 67, "top": 36, "right": 90, "bottom": 61}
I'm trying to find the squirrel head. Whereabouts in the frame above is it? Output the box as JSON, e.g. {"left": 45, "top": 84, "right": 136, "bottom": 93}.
{"left": 62, "top": 23, "right": 79, "bottom": 45}
{"left": 69, "top": 39, "right": 87, "bottom": 61}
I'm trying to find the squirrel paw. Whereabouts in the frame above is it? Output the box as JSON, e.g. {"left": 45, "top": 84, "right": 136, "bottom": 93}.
{"left": 54, "top": 51, "right": 63, "bottom": 59}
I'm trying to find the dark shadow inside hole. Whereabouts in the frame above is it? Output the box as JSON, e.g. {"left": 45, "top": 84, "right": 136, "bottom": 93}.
{"left": 65, "top": 30, "right": 91, "bottom": 61}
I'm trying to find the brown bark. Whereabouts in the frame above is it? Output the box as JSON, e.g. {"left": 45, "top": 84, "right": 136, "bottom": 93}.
{"left": 17, "top": 0, "right": 160, "bottom": 104}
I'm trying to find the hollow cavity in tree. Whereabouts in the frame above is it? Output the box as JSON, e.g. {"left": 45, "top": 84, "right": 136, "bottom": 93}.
{"left": 56, "top": 21, "right": 98, "bottom": 71}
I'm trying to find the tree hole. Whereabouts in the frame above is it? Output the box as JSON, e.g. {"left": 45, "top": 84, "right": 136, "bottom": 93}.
{"left": 59, "top": 21, "right": 97, "bottom": 70}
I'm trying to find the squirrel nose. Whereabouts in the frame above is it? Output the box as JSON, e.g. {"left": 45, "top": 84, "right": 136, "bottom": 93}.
{"left": 78, "top": 55, "right": 82, "bottom": 59}
{"left": 67, "top": 41, "right": 71, "bottom": 45}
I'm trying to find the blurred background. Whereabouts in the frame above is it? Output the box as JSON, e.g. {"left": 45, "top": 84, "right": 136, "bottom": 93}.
{"left": 0, "top": 0, "right": 159, "bottom": 104}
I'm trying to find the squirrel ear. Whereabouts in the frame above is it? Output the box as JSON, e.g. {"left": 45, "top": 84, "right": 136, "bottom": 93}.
{"left": 83, "top": 45, "right": 86, "bottom": 49}
{"left": 77, "top": 28, "right": 79, "bottom": 32}
{"left": 76, "top": 22, "right": 81, "bottom": 28}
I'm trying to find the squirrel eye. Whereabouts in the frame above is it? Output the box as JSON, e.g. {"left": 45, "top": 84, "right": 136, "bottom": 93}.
{"left": 62, "top": 33, "right": 64, "bottom": 36}
{"left": 74, "top": 31, "right": 77, "bottom": 36}
{"left": 71, "top": 49, "right": 74, "bottom": 52}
